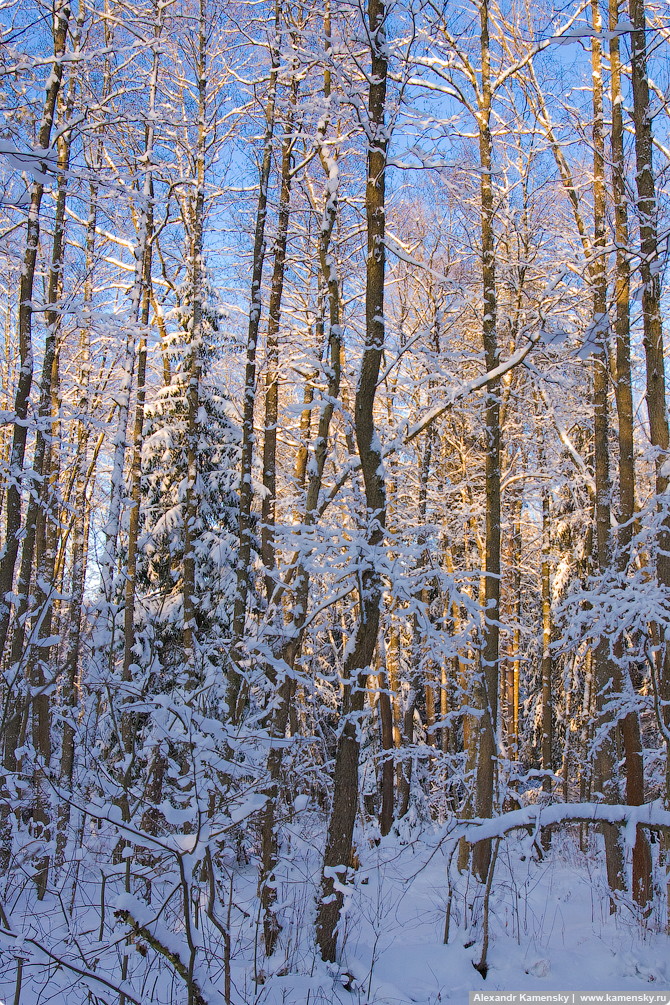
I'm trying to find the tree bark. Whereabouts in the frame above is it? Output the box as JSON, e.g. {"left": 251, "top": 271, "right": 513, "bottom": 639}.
{"left": 259, "top": 14, "right": 344, "bottom": 955}
{"left": 591, "top": 0, "right": 625, "bottom": 902}
{"left": 610, "top": 0, "right": 652, "bottom": 905}
{"left": 629, "top": 0, "right": 670, "bottom": 801}
{"left": 229, "top": 1, "right": 282, "bottom": 721}
{"left": 182, "top": 1, "right": 205, "bottom": 677}
{"left": 0, "top": 0, "right": 71, "bottom": 664}
{"left": 472, "top": 0, "right": 500, "bottom": 884}
{"left": 315, "top": 0, "right": 388, "bottom": 960}
{"left": 261, "top": 71, "right": 298, "bottom": 601}
{"left": 541, "top": 486, "right": 552, "bottom": 794}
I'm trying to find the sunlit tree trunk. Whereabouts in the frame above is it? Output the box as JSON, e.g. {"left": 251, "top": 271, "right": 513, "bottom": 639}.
{"left": 629, "top": 0, "right": 670, "bottom": 804}
{"left": 471, "top": 0, "right": 500, "bottom": 884}
{"left": 610, "top": 0, "right": 651, "bottom": 905}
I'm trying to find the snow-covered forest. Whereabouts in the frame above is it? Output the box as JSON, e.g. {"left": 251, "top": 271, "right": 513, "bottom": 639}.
{"left": 2, "top": 0, "right": 670, "bottom": 1000}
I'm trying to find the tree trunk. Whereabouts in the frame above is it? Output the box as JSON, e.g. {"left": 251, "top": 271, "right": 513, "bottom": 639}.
{"left": 0, "top": 0, "right": 71, "bottom": 663}
{"left": 229, "top": 1, "right": 282, "bottom": 721}
{"left": 629, "top": 0, "right": 670, "bottom": 800}
{"left": 259, "top": 15, "right": 344, "bottom": 954}
{"left": 56, "top": 89, "right": 108, "bottom": 864}
{"left": 378, "top": 657, "right": 395, "bottom": 836}
{"left": 472, "top": 0, "right": 500, "bottom": 884}
{"left": 541, "top": 486, "right": 552, "bottom": 794}
{"left": 262, "top": 71, "right": 298, "bottom": 601}
{"left": 512, "top": 496, "right": 522, "bottom": 760}
{"left": 315, "top": 0, "right": 388, "bottom": 960}
{"left": 610, "top": 0, "right": 652, "bottom": 905}
{"left": 591, "top": 0, "right": 625, "bottom": 901}
{"left": 182, "top": 2, "right": 204, "bottom": 677}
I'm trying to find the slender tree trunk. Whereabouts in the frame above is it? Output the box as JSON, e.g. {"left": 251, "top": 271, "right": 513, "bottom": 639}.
{"left": 541, "top": 486, "right": 552, "bottom": 794}
{"left": 512, "top": 496, "right": 522, "bottom": 760}
{"left": 259, "top": 15, "right": 344, "bottom": 954}
{"left": 472, "top": 0, "right": 500, "bottom": 884}
{"left": 315, "top": 0, "right": 388, "bottom": 960}
{"left": 262, "top": 71, "right": 298, "bottom": 600}
{"left": 629, "top": 0, "right": 670, "bottom": 802}
{"left": 397, "top": 653, "right": 416, "bottom": 821}
{"left": 2, "top": 94, "right": 74, "bottom": 770}
{"left": 610, "top": 0, "right": 652, "bottom": 905}
{"left": 591, "top": 0, "right": 625, "bottom": 901}
{"left": 56, "top": 91, "right": 108, "bottom": 864}
{"left": 229, "top": 1, "right": 282, "bottom": 720}
{"left": 378, "top": 657, "right": 395, "bottom": 836}
{"left": 182, "top": 1, "right": 205, "bottom": 677}
{"left": 123, "top": 15, "right": 161, "bottom": 700}
{"left": 0, "top": 0, "right": 71, "bottom": 664}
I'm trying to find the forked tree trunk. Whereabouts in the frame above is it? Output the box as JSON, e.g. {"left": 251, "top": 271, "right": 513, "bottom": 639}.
{"left": 1, "top": 29, "right": 76, "bottom": 879}
{"left": 259, "top": 13, "right": 344, "bottom": 955}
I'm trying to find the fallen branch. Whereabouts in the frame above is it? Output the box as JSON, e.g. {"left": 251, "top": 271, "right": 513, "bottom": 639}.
{"left": 115, "top": 906, "right": 208, "bottom": 1005}
{"left": 458, "top": 800, "right": 670, "bottom": 848}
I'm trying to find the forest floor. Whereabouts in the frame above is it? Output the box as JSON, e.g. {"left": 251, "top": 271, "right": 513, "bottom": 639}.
{"left": 247, "top": 815, "right": 669, "bottom": 1005}
{"left": 2, "top": 812, "right": 669, "bottom": 1004}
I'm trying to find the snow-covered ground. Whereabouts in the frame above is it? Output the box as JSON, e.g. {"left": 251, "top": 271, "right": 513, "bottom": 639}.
{"left": 1, "top": 816, "right": 668, "bottom": 1004}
